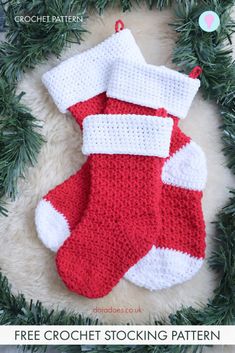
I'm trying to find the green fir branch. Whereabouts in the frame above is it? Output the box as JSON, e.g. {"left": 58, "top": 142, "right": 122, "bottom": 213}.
{"left": 0, "top": 77, "right": 44, "bottom": 215}
{"left": 79, "top": 0, "right": 176, "bottom": 14}
{"left": 0, "top": 0, "right": 87, "bottom": 82}
{"left": 0, "top": 272, "right": 99, "bottom": 326}
{"left": 172, "top": 0, "right": 235, "bottom": 171}
{"left": 0, "top": 0, "right": 88, "bottom": 215}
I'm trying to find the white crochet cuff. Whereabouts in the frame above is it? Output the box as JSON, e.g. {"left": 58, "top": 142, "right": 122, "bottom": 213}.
{"left": 42, "top": 30, "right": 145, "bottom": 113}
{"left": 107, "top": 60, "right": 200, "bottom": 119}
{"left": 82, "top": 114, "right": 173, "bottom": 157}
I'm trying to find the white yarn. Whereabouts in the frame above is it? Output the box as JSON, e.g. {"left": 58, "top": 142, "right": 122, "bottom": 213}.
{"left": 82, "top": 114, "right": 173, "bottom": 158}
{"left": 35, "top": 199, "right": 69, "bottom": 252}
{"left": 42, "top": 29, "right": 145, "bottom": 113}
{"left": 107, "top": 60, "right": 200, "bottom": 119}
{"left": 161, "top": 141, "right": 207, "bottom": 190}
{"left": 124, "top": 246, "right": 203, "bottom": 291}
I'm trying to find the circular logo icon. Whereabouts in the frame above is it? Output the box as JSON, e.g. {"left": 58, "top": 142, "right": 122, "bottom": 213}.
{"left": 199, "top": 11, "right": 220, "bottom": 32}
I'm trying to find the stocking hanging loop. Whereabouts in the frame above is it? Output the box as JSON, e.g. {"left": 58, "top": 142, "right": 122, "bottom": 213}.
{"left": 189, "top": 66, "right": 203, "bottom": 79}
{"left": 115, "top": 19, "right": 124, "bottom": 32}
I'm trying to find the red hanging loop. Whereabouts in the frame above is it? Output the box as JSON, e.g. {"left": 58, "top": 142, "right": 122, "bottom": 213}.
{"left": 189, "top": 66, "right": 203, "bottom": 79}
{"left": 115, "top": 19, "right": 125, "bottom": 33}
{"left": 156, "top": 108, "right": 168, "bottom": 117}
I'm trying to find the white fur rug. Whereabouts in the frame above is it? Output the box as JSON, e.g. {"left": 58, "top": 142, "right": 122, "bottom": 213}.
{"left": 0, "top": 6, "right": 234, "bottom": 325}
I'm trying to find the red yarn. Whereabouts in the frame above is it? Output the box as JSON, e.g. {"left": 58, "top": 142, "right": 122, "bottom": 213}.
{"left": 40, "top": 67, "right": 205, "bottom": 298}
{"left": 47, "top": 119, "right": 206, "bottom": 261}
{"left": 157, "top": 108, "right": 168, "bottom": 117}
{"left": 56, "top": 98, "right": 167, "bottom": 298}
{"left": 189, "top": 66, "right": 203, "bottom": 79}
{"left": 115, "top": 19, "right": 124, "bottom": 32}
{"left": 44, "top": 162, "right": 91, "bottom": 230}
{"left": 41, "top": 83, "right": 206, "bottom": 299}
{"left": 69, "top": 92, "right": 107, "bottom": 128}
{"left": 159, "top": 117, "right": 205, "bottom": 258}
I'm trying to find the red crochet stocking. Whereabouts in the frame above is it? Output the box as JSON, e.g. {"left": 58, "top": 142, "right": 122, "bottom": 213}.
{"left": 35, "top": 23, "right": 145, "bottom": 251}
{"left": 55, "top": 61, "right": 174, "bottom": 298}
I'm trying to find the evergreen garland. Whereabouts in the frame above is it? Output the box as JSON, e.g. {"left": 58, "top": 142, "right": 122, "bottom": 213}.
{"left": 0, "top": 79, "right": 44, "bottom": 215}
{"left": 0, "top": 0, "right": 87, "bottom": 215}
{"left": 0, "top": 0, "right": 234, "bottom": 352}
{"left": 172, "top": 0, "right": 235, "bottom": 173}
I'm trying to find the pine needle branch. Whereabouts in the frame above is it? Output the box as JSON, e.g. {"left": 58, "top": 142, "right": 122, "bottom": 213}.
{"left": 172, "top": 0, "right": 235, "bottom": 172}
{"left": 0, "top": 77, "right": 44, "bottom": 214}
{"left": 0, "top": 0, "right": 87, "bottom": 215}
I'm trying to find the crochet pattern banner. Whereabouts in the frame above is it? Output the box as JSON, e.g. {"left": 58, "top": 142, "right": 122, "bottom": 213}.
{"left": 1, "top": 326, "right": 234, "bottom": 345}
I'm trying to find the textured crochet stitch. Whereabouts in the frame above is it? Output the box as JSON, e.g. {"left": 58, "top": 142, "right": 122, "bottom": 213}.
{"left": 35, "top": 35, "right": 207, "bottom": 296}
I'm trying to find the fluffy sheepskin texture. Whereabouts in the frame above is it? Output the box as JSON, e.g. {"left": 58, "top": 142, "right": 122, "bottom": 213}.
{"left": 0, "top": 6, "right": 235, "bottom": 326}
